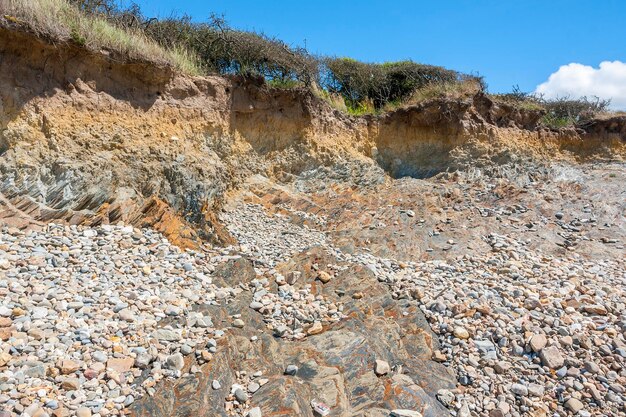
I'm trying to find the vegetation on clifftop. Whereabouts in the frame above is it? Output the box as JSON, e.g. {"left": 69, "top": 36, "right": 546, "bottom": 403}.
{"left": 323, "top": 58, "right": 472, "bottom": 109}
{"left": 0, "top": 0, "right": 202, "bottom": 74}
{"left": 493, "top": 86, "right": 612, "bottom": 128}
{"left": 0, "top": 0, "right": 615, "bottom": 125}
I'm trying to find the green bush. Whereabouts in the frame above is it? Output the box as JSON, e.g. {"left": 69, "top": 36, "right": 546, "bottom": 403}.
{"left": 66, "top": 1, "right": 318, "bottom": 85}
{"left": 323, "top": 58, "right": 469, "bottom": 109}
{"left": 542, "top": 96, "right": 610, "bottom": 126}
{"left": 493, "top": 86, "right": 611, "bottom": 128}
{"left": 140, "top": 16, "right": 319, "bottom": 85}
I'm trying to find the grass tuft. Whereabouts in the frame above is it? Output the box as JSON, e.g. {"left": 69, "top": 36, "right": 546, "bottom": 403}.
{"left": 405, "top": 78, "right": 483, "bottom": 105}
{"left": 0, "top": 0, "right": 202, "bottom": 75}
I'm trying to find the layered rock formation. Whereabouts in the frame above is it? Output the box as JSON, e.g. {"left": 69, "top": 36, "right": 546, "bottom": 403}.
{"left": 1, "top": 23, "right": 624, "bottom": 244}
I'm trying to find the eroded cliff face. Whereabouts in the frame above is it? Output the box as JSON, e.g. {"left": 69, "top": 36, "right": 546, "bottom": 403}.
{"left": 0, "top": 24, "right": 624, "bottom": 246}
{"left": 2, "top": 24, "right": 626, "bottom": 417}
{"left": 0, "top": 26, "right": 363, "bottom": 246}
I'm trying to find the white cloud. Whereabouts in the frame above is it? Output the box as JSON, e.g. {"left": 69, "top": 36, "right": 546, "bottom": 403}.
{"left": 535, "top": 61, "right": 626, "bottom": 110}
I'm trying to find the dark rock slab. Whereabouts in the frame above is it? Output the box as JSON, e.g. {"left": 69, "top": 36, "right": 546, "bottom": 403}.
{"left": 130, "top": 247, "right": 453, "bottom": 417}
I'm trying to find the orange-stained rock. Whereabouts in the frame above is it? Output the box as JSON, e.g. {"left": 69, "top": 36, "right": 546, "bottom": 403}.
{"left": 59, "top": 359, "right": 80, "bottom": 375}
{"left": 107, "top": 357, "right": 134, "bottom": 373}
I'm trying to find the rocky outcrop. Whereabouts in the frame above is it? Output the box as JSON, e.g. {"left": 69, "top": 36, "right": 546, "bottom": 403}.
{"left": 131, "top": 248, "right": 454, "bottom": 417}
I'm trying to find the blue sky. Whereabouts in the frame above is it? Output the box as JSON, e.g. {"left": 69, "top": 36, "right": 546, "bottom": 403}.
{"left": 126, "top": 0, "right": 626, "bottom": 99}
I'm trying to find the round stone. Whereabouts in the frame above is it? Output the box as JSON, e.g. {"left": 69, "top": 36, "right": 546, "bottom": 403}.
{"left": 234, "top": 388, "right": 248, "bottom": 403}
{"left": 453, "top": 327, "right": 470, "bottom": 339}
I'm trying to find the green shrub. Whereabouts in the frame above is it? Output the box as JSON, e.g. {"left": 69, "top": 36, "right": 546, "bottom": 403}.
{"left": 542, "top": 96, "right": 610, "bottom": 125}
{"left": 491, "top": 86, "right": 545, "bottom": 111}
{"left": 492, "top": 86, "right": 611, "bottom": 128}
{"left": 63, "top": 1, "right": 319, "bottom": 85}
{"left": 323, "top": 58, "right": 469, "bottom": 109}
{"left": 346, "top": 98, "right": 376, "bottom": 115}
{"left": 152, "top": 19, "right": 317, "bottom": 84}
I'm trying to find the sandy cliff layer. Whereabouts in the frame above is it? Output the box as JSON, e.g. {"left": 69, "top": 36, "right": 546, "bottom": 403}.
{"left": 1, "top": 24, "right": 624, "bottom": 246}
